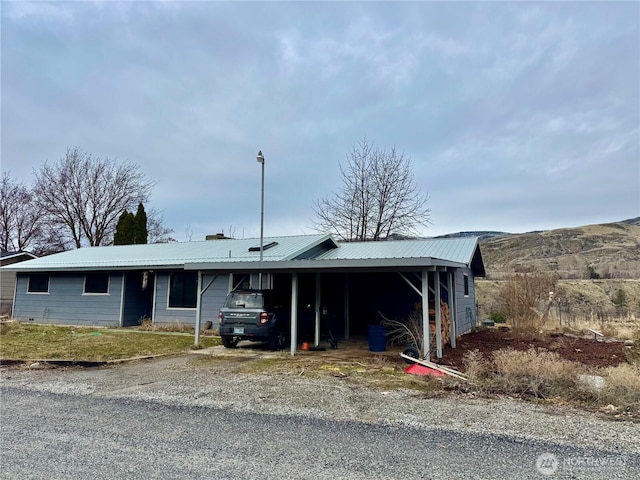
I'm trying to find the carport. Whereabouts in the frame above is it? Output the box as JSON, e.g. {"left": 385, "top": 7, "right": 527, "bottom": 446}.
{"left": 188, "top": 237, "right": 485, "bottom": 360}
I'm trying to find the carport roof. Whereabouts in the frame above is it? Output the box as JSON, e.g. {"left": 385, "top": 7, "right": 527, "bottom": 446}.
{"left": 290, "top": 237, "right": 485, "bottom": 275}
{"left": 315, "top": 237, "right": 479, "bottom": 264}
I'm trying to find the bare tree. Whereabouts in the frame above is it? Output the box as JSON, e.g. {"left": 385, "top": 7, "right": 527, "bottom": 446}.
{"left": 184, "top": 224, "right": 194, "bottom": 242}
{"left": 0, "top": 172, "right": 44, "bottom": 252}
{"left": 33, "top": 147, "right": 155, "bottom": 248}
{"left": 313, "top": 138, "right": 430, "bottom": 241}
{"left": 497, "top": 271, "right": 559, "bottom": 337}
{"left": 147, "top": 208, "right": 175, "bottom": 243}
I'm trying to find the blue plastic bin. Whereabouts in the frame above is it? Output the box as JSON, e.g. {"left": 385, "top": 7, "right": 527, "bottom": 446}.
{"left": 368, "top": 325, "right": 386, "bottom": 352}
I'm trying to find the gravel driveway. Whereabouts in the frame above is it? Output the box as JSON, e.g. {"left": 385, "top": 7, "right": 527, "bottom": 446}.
{"left": 2, "top": 348, "right": 638, "bottom": 458}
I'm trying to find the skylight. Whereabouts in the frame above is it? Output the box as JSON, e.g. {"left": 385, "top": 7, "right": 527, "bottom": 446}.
{"left": 248, "top": 241, "right": 278, "bottom": 252}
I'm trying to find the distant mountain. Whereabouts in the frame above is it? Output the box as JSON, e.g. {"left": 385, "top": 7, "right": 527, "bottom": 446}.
{"left": 621, "top": 217, "right": 640, "bottom": 226}
{"left": 435, "top": 231, "right": 510, "bottom": 241}
{"left": 478, "top": 218, "right": 640, "bottom": 279}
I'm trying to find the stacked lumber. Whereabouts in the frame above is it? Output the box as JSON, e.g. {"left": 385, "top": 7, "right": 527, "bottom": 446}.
{"left": 440, "top": 301, "right": 450, "bottom": 345}
{"left": 428, "top": 301, "right": 451, "bottom": 346}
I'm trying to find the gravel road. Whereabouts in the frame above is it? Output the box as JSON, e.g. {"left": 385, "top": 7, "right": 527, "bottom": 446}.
{"left": 1, "top": 351, "right": 638, "bottom": 479}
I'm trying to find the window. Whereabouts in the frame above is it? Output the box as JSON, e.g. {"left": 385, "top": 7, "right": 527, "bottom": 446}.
{"left": 84, "top": 273, "right": 109, "bottom": 294}
{"left": 231, "top": 273, "right": 251, "bottom": 291}
{"left": 28, "top": 274, "right": 49, "bottom": 293}
{"left": 463, "top": 274, "right": 469, "bottom": 297}
{"left": 169, "top": 272, "right": 197, "bottom": 308}
{"left": 224, "top": 291, "right": 264, "bottom": 309}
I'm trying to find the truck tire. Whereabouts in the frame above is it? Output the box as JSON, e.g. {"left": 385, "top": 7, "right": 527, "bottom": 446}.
{"left": 221, "top": 336, "right": 239, "bottom": 348}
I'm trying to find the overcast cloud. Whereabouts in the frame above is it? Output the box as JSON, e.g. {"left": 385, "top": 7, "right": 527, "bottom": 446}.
{"left": 1, "top": 1, "right": 638, "bottom": 241}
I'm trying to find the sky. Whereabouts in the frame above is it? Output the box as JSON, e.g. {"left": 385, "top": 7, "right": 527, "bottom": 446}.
{"left": 1, "top": 1, "right": 639, "bottom": 242}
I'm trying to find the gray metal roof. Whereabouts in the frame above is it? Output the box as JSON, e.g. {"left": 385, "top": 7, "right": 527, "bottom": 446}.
{"left": 3, "top": 234, "right": 336, "bottom": 272}
{"left": 315, "top": 237, "right": 480, "bottom": 264}
{"left": 0, "top": 251, "right": 37, "bottom": 262}
{"left": 2, "top": 234, "right": 484, "bottom": 275}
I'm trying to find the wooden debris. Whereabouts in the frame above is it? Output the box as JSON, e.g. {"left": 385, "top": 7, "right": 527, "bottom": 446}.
{"left": 588, "top": 328, "right": 604, "bottom": 342}
{"left": 400, "top": 353, "right": 467, "bottom": 381}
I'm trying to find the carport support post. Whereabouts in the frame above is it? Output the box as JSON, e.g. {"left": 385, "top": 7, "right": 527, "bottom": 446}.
{"left": 314, "top": 273, "right": 321, "bottom": 347}
{"left": 421, "top": 270, "right": 430, "bottom": 360}
{"left": 435, "top": 271, "right": 442, "bottom": 358}
{"left": 448, "top": 271, "right": 456, "bottom": 348}
{"left": 343, "top": 275, "right": 350, "bottom": 340}
{"left": 195, "top": 272, "right": 203, "bottom": 347}
{"left": 194, "top": 273, "right": 218, "bottom": 347}
{"left": 290, "top": 273, "right": 298, "bottom": 356}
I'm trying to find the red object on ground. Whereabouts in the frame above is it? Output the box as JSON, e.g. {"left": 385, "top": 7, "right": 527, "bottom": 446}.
{"left": 403, "top": 363, "right": 446, "bottom": 376}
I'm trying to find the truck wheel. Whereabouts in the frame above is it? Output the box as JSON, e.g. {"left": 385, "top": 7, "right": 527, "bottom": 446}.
{"left": 221, "top": 336, "right": 239, "bottom": 348}
{"left": 269, "top": 332, "right": 285, "bottom": 351}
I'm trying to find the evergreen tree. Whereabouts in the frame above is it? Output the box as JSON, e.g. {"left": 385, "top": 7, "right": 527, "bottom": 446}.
{"left": 114, "top": 210, "right": 135, "bottom": 245}
{"left": 133, "top": 203, "right": 148, "bottom": 244}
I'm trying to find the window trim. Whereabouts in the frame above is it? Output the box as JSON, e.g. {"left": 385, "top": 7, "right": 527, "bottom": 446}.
{"left": 83, "top": 273, "right": 110, "bottom": 295}
{"left": 167, "top": 271, "right": 198, "bottom": 310}
{"left": 463, "top": 273, "right": 470, "bottom": 297}
{"left": 27, "top": 274, "right": 50, "bottom": 294}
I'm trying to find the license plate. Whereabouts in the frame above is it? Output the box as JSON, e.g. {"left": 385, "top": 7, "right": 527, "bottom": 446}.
{"left": 233, "top": 327, "right": 244, "bottom": 334}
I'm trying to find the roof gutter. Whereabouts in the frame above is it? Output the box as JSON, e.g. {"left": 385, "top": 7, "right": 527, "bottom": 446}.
{"left": 185, "top": 257, "right": 467, "bottom": 272}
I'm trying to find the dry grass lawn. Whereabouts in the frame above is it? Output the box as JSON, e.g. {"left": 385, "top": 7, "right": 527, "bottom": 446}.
{"left": 0, "top": 322, "right": 219, "bottom": 361}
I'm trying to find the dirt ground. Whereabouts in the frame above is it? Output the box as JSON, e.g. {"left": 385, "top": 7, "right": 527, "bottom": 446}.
{"left": 436, "top": 327, "right": 629, "bottom": 371}
{"left": 224, "top": 327, "right": 631, "bottom": 372}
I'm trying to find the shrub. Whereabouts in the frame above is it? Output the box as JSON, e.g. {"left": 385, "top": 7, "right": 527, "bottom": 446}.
{"left": 586, "top": 265, "right": 600, "bottom": 279}
{"left": 0, "top": 319, "right": 18, "bottom": 335}
{"left": 498, "top": 272, "right": 559, "bottom": 337}
{"left": 492, "top": 348, "right": 581, "bottom": 399}
{"left": 136, "top": 318, "right": 194, "bottom": 333}
{"left": 463, "top": 347, "right": 582, "bottom": 400}
{"left": 600, "top": 323, "right": 619, "bottom": 338}
{"left": 463, "top": 349, "right": 491, "bottom": 384}
{"left": 625, "top": 327, "right": 640, "bottom": 365}
{"left": 488, "top": 311, "right": 506, "bottom": 324}
{"left": 599, "top": 364, "right": 640, "bottom": 413}
{"left": 462, "top": 344, "right": 640, "bottom": 416}
{"left": 138, "top": 316, "right": 153, "bottom": 330}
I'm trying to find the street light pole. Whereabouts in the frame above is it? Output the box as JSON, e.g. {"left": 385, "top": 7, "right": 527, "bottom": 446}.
{"left": 257, "top": 150, "right": 265, "bottom": 289}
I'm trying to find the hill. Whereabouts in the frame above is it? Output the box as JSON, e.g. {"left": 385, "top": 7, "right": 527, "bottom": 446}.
{"left": 472, "top": 218, "right": 640, "bottom": 331}
{"left": 435, "top": 231, "right": 509, "bottom": 241}
{"left": 479, "top": 218, "right": 640, "bottom": 280}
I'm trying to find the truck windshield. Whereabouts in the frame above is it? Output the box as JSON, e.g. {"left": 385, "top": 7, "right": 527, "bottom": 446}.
{"left": 225, "top": 293, "right": 263, "bottom": 308}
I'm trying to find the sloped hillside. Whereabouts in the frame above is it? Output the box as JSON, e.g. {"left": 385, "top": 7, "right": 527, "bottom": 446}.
{"left": 480, "top": 218, "right": 640, "bottom": 279}
{"left": 476, "top": 278, "right": 640, "bottom": 327}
